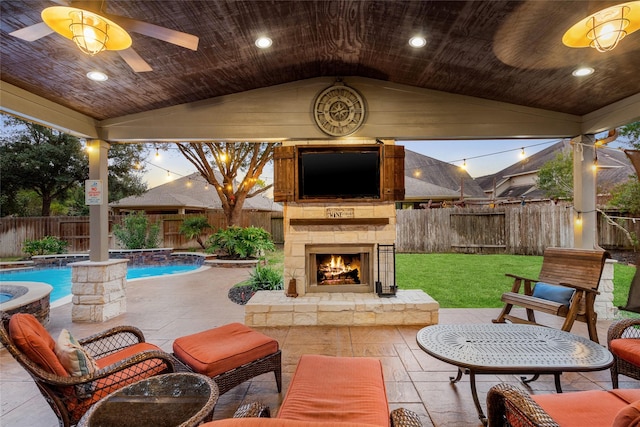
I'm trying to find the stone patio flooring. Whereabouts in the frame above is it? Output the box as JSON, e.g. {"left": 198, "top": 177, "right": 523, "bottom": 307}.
{"left": 1, "top": 265, "right": 638, "bottom": 426}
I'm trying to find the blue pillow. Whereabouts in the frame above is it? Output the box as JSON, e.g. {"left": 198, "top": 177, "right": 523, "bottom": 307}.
{"left": 532, "top": 282, "right": 575, "bottom": 306}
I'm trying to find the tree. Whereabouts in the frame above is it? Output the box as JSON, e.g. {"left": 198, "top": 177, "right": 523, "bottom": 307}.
{"left": 607, "top": 121, "right": 640, "bottom": 213}
{"left": 536, "top": 151, "right": 574, "bottom": 200}
{"left": 0, "top": 116, "right": 88, "bottom": 216}
{"left": 620, "top": 121, "right": 640, "bottom": 148}
{"left": 0, "top": 115, "right": 148, "bottom": 217}
{"left": 176, "top": 142, "right": 277, "bottom": 226}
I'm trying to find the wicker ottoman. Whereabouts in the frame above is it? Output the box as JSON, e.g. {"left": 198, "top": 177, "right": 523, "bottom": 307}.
{"left": 173, "top": 323, "right": 281, "bottom": 395}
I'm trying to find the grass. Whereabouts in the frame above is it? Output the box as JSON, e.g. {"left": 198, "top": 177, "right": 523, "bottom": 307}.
{"left": 260, "top": 248, "right": 638, "bottom": 310}
{"left": 397, "top": 253, "right": 636, "bottom": 309}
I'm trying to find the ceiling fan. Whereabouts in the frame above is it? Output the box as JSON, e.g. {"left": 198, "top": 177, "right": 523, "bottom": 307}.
{"left": 9, "top": 0, "right": 199, "bottom": 72}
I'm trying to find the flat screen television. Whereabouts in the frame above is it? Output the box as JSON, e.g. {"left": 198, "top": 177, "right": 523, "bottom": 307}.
{"left": 298, "top": 146, "right": 381, "bottom": 200}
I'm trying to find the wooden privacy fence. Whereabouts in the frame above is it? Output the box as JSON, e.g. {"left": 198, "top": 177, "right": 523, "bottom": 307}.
{"left": 396, "top": 204, "right": 640, "bottom": 255}
{"left": 0, "top": 212, "right": 284, "bottom": 258}
{"left": 1, "top": 205, "right": 639, "bottom": 257}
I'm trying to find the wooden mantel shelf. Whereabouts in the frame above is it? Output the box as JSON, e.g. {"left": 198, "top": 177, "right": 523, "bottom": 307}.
{"left": 290, "top": 218, "right": 389, "bottom": 226}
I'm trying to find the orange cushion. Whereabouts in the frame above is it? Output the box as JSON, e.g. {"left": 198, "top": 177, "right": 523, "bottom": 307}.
{"left": 202, "top": 420, "right": 380, "bottom": 427}
{"left": 613, "top": 400, "right": 640, "bottom": 427}
{"left": 67, "top": 342, "right": 168, "bottom": 421}
{"left": 611, "top": 339, "right": 640, "bottom": 366}
{"left": 173, "top": 323, "right": 279, "bottom": 378}
{"left": 277, "top": 355, "right": 389, "bottom": 426}
{"left": 9, "top": 313, "right": 68, "bottom": 376}
{"left": 532, "top": 390, "right": 630, "bottom": 427}
{"left": 611, "top": 389, "right": 640, "bottom": 404}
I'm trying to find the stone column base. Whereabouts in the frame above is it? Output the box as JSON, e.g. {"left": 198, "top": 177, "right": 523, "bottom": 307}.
{"left": 70, "top": 259, "right": 128, "bottom": 322}
{"left": 595, "top": 259, "right": 616, "bottom": 320}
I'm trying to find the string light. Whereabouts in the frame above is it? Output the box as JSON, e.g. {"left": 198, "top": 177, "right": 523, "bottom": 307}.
{"left": 575, "top": 212, "right": 583, "bottom": 226}
{"left": 460, "top": 159, "right": 467, "bottom": 170}
{"left": 155, "top": 147, "right": 161, "bottom": 160}
{"left": 520, "top": 147, "right": 526, "bottom": 159}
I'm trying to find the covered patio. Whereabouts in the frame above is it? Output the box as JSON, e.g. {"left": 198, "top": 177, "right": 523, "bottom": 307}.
{"left": 1, "top": 1, "right": 640, "bottom": 425}
{"left": 1, "top": 266, "right": 637, "bottom": 427}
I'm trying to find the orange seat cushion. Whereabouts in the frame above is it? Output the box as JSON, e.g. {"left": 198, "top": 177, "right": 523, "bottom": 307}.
{"left": 9, "top": 313, "right": 68, "bottom": 376}
{"left": 173, "top": 323, "right": 279, "bottom": 378}
{"left": 67, "top": 342, "right": 168, "bottom": 421}
{"left": 202, "top": 419, "right": 380, "bottom": 427}
{"left": 277, "top": 354, "right": 389, "bottom": 426}
{"left": 611, "top": 338, "right": 640, "bottom": 366}
{"left": 613, "top": 400, "right": 640, "bottom": 427}
{"left": 532, "top": 390, "right": 640, "bottom": 427}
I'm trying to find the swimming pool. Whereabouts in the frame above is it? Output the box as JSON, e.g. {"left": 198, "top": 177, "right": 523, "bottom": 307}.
{"left": 0, "top": 265, "right": 201, "bottom": 303}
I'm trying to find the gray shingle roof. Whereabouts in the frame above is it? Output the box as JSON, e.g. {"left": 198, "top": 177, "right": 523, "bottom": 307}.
{"left": 111, "top": 172, "right": 282, "bottom": 212}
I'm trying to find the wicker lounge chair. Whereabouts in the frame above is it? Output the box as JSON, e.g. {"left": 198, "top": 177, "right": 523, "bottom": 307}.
{"left": 486, "top": 383, "right": 640, "bottom": 427}
{"left": 0, "top": 313, "right": 175, "bottom": 427}
{"left": 608, "top": 317, "right": 640, "bottom": 388}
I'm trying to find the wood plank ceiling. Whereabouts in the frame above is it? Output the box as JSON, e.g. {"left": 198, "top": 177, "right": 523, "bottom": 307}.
{"left": 1, "top": 0, "right": 639, "bottom": 122}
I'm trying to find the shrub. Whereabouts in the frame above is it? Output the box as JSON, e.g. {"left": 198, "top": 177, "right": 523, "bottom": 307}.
{"left": 205, "top": 226, "right": 275, "bottom": 259}
{"left": 113, "top": 212, "right": 160, "bottom": 249}
{"left": 248, "top": 264, "right": 283, "bottom": 291}
{"left": 179, "top": 216, "right": 212, "bottom": 249}
{"left": 23, "top": 236, "right": 68, "bottom": 256}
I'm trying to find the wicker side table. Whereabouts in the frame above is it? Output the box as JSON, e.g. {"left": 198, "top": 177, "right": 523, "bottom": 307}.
{"left": 78, "top": 372, "right": 218, "bottom": 427}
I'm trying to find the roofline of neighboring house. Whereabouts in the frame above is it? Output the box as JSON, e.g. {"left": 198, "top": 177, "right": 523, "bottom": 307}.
{"left": 501, "top": 169, "right": 540, "bottom": 179}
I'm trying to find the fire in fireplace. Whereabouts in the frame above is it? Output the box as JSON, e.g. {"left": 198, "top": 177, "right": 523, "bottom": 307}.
{"left": 316, "top": 254, "right": 361, "bottom": 285}
{"left": 306, "top": 244, "right": 374, "bottom": 293}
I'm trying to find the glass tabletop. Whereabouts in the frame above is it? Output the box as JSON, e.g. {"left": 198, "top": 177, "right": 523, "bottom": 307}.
{"left": 78, "top": 373, "right": 219, "bottom": 427}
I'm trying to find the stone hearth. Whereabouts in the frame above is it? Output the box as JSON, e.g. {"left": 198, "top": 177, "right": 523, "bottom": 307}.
{"left": 244, "top": 290, "right": 439, "bottom": 327}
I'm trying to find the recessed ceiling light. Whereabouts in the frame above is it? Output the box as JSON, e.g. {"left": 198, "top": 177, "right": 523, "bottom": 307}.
{"left": 409, "top": 36, "right": 427, "bottom": 48}
{"left": 255, "top": 37, "right": 272, "bottom": 49}
{"left": 86, "top": 71, "right": 108, "bottom": 81}
{"left": 572, "top": 67, "right": 595, "bottom": 77}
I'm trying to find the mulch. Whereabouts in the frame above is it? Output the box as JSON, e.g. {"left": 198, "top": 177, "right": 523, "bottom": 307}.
{"left": 228, "top": 285, "right": 255, "bottom": 305}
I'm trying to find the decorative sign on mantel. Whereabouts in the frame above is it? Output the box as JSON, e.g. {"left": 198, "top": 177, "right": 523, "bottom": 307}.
{"left": 326, "top": 208, "right": 354, "bottom": 219}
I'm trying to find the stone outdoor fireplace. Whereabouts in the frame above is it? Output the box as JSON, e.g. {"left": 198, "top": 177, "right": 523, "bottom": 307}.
{"left": 274, "top": 139, "right": 405, "bottom": 297}
{"left": 244, "top": 139, "right": 440, "bottom": 327}
{"left": 306, "top": 244, "right": 374, "bottom": 293}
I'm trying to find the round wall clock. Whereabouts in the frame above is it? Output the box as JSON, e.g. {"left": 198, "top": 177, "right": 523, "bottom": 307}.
{"left": 313, "top": 83, "right": 366, "bottom": 137}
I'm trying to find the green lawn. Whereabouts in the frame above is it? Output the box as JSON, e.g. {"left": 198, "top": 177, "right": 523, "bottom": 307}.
{"left": 260, "top": 249, "right": 637, "bottom": 310}
{"left": 396, "top": 253, "right": 636, "bottom": 309}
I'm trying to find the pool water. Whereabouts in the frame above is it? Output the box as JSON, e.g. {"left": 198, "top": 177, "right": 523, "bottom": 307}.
{"left": 0, "top": 293, "right": 13, "bottom": 303}
{"left": 0, "top": 265, "right": 200, "bottom": 303}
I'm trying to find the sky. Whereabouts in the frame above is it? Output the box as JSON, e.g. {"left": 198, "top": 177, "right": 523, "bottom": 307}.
{"left": 141, "top": 139, "right": 561, "bottom": 189}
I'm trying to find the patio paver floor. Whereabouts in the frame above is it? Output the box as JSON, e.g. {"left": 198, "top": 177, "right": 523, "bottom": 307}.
{"left": 1, "top": 265, "right": 638, "bottom": 426}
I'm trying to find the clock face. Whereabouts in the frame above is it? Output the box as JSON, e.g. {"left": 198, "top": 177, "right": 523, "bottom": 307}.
{"left": 313, "top": 85, "right": 365, "bottom": 137}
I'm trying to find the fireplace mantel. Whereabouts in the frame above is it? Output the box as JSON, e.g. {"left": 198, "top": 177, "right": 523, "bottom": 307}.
{"left": 290, "top": 218, "right": 389, "bottom": 226}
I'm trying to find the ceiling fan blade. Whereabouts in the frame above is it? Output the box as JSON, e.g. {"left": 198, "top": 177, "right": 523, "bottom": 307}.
{"left": 9, "top": 22, "right": 54, "bottom": 42}
{"left": 118, "top": 48, "right": 153, "bottom": 72}
{"left": 107, "top": 14, "right": 199, "bottom": 51}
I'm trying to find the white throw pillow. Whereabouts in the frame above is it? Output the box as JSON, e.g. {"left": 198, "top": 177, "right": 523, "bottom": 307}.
{"left": 55, "top": 329, "right": 98, "bottom": 377}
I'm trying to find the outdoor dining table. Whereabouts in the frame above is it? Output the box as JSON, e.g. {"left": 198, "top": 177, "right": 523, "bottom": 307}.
{"left": 416, "top": 323, "right": 614, "bottom": 425}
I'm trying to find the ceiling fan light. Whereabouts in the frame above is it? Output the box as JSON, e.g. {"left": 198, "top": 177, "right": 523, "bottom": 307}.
{"left": 562, "top": 1, "right": 640, "bottom": 52}
{"left": 69, "top": 10, "right": 109, "bottom": 55}
{"left": 42, "top": 6, "right": 132, "bottom": 54}
{"left": 586, "top": 7, "right": 630, "bottom": 52}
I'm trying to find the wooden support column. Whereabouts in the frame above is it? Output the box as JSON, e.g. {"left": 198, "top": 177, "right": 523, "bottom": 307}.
{"left": 89, "top": 140, "right": 110, "bottom": 261}
{"left": 572, "top": 134, "right": 598, "bottom": 249}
